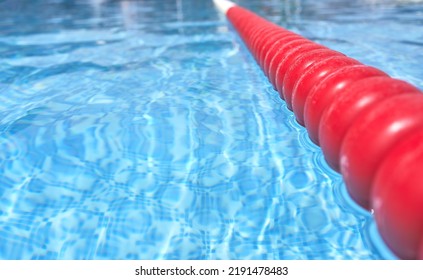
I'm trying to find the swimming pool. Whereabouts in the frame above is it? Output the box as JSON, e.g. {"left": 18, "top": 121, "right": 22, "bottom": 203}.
{"left": 0, "top": 0, "right": 422, "bottom": 260}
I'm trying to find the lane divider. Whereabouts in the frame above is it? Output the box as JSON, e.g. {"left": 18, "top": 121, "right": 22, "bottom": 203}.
{"left": 213, "top": 0, "right": 423, "bottom": 260}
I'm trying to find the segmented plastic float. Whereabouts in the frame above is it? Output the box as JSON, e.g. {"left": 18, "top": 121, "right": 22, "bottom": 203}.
{"left": 213, "top": 0, "right": 423, "bottom": 260}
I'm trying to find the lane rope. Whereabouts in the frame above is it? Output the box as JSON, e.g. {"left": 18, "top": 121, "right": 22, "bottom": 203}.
{"left": 213, "top": 0, "right": 423, "bottom": 260}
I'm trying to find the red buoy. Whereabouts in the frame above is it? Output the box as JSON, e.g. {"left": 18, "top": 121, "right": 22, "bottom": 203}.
{"left": 262, "top": 33, "right": 301, "bottom": 75}
{"left": 372, "top": 129, "right": 423, "bottom": 260}
{"left": 303, "top": 65, "right": 388, "bottom": 144}
{"left": 266, "top": 36, "right": 310, "bottom": 87}
{"left": 319, "top": 77, "right": 421, "bottom": 171}
{"left": 419, "top": 238, "right": 423, "bottom": 260}
{"left": 214, "top": 0, "right": 423, "bottom": 259}
{"left": 340, "top": 94, "right": 423, "bottom": 210}
{"left": 291, "top": 56, "right": 359, "bottom": 121}
{"left": 271, "top": 42, "right": 326, "bottom": 92}
{"left": 282, "top": 49, "right": 343, "bottom": 106}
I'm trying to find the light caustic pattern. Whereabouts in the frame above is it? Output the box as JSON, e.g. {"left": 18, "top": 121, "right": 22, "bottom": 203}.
{"left": 215, "top": 0, "right": 423, "bottom": 259}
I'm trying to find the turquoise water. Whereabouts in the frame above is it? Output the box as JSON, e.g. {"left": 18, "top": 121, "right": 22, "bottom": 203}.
{"left": 0, "top": 0, "right": 422, "bottom": 259}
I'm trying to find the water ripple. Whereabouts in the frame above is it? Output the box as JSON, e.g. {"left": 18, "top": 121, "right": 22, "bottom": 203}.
{"left": 0, "top": 0, "right": 420, "bottom": 260}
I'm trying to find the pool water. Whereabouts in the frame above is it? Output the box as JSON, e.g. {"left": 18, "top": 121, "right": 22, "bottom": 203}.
{"left": 0, "top": 0, "right": 422, "bottom": 260}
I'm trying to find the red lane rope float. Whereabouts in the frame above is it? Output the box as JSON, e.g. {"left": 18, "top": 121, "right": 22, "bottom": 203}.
{"left": 213, "top": 0, "right": 423, "bottom": 259}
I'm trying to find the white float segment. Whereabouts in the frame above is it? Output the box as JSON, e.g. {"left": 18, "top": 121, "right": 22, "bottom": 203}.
{"left": 213, "top": 0, "right": 236, "bottom": 14}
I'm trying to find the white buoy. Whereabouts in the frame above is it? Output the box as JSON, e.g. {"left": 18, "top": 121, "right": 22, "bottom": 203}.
{"left": 213, "top": 0, "right": 236, "bottom": 14}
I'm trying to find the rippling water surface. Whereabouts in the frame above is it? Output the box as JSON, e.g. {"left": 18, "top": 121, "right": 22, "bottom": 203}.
{"left": 0, "top": 0, "right": 422, "bottom": 259}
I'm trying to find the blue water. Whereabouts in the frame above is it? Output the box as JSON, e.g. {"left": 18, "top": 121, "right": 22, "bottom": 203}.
{"left": 0, "top": 0, "right": 422, "bottom": 260}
